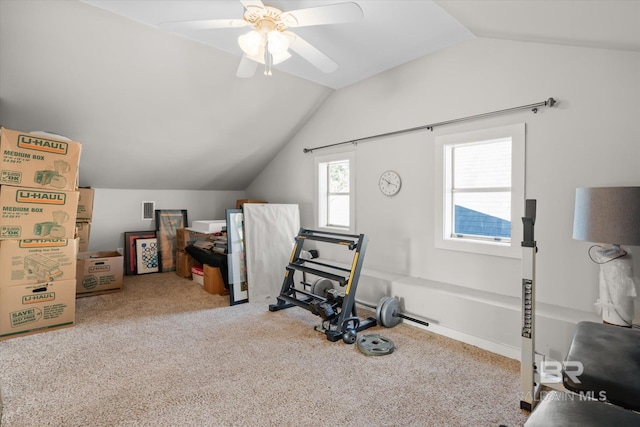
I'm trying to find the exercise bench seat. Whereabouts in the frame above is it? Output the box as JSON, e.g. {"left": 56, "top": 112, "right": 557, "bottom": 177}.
{"left": 563, "top": 321, "right": 640, "bottom": 411}
{"left": 524, "top": 391, "right": 640, "bottom": 426}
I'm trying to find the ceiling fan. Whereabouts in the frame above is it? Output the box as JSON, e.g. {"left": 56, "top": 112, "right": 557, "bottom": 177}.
{"left": 159, "top": 0, "right": 363, "bottom": 78}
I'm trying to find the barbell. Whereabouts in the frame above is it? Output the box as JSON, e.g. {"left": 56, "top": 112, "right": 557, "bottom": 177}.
{"left": 310, "top": 279, "right": 430, "bottom": 329}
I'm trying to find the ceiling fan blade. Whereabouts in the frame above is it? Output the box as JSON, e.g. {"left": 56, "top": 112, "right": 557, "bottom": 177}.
{"left": 282, "top": 2, "right": 363, "bottom": 28}
{"left": 236, "top": 55, "right": 259, "bottom": 78}
{"left": 240, "top": 0, "right": 265, "bottom": 9}
{"left": 159, "top": 19, "right": 247, "bottom": 31}
{"left": 288, "top": 33, "right": 338, "bottom": 74}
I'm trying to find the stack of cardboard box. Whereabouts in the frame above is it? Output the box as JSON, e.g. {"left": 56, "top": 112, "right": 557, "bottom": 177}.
{"left": 74, "top": 186, "right": 124, "bottom": 298}
{"left": 175, "top": 228, "right": 211, "bottom": 278}
{"left": 75, "top": 188, "right": 94, "bottom": 252}
{"left": 0, "top": 127, "right": 81, "bottom": 340}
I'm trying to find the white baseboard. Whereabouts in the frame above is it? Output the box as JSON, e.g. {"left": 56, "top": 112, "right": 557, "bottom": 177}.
{"left": 402, "top": 318, "right": 521, "bottom": 360}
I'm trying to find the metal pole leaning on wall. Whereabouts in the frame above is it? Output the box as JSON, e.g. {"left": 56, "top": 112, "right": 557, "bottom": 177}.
{"left": 302, "top": 97, "right": 556, "bottom": 153}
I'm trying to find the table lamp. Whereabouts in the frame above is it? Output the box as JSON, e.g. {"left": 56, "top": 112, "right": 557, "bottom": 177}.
{"left": 573, "top": 187, "right": 640, "bottom": 327}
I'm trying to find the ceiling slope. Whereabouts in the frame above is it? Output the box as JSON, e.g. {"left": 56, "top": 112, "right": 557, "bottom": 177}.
{"left": 1, "top": 0, "right": 638, "bottom": 191}
{"left": 0, "top": 0, "right": 332, "bottom": 190}
{"left": 80, "top": 0, "right": 475, "bottom": 90}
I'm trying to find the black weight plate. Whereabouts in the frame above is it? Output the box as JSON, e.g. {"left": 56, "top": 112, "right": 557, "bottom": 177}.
{"left": 357, "top": 334, "right": 395, "bottom": 356}
{"left": 311, "top": 278, "right": 334, "bottom": 298}
{"left": 380, "top": 297, "right": 401, "bottom": 328}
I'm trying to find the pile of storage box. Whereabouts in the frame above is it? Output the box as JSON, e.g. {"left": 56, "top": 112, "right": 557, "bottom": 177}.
{"left": 0, "top": 127, "right": 123, "bottom": 340}
{"left": 75, "top": 187, "right": 123, "bottom": 298}
{"left": 0, "top": 127, "right": 81, "bottom": 340}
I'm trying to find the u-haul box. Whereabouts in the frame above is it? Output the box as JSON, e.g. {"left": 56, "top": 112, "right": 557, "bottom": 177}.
{"left": 75, "top": 222, "right": 91, "bottom": 252}
{"left": 76, "top": 251, "right": 123, "bottom": 296}
{"left": 0, "top": 238, "right": 78, "bottom": 287}
{"left": 0, "top": 185, "right": 79, "bottom": 240}
{"left": 0, "top": 279, "right": 76, "bottom": 341}
{"left": 0, "top": 127, "right": 82, "bottom": 192}
{"left": 76, "top": 187, "right": 94, "bottom": 221}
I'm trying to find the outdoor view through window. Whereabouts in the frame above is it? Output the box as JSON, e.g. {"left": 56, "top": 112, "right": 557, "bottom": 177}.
{"left": 327, "top": 160, "right": 350, "bottom": 228}
{"left": 451, "top": 138, "right": 512, "bottom": 241}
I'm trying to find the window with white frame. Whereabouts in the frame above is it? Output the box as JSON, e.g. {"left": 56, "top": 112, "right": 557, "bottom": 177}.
{"left": 434, "top": 124, "right": 525, "bottom": 258}
{"left": 315, "top": 151, "right": 355, "bottom": 232}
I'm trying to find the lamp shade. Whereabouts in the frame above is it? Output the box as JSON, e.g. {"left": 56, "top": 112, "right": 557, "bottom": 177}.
{"left": 573, "top": 187, "right": 640, "bottom": 245}
{"left": 238, "top": 30, "right": 262, "bottom": 56}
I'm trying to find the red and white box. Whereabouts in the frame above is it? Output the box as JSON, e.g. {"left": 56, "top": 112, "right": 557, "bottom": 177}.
{"left": 191, "top": 266, "right": 204, "bottom": 286}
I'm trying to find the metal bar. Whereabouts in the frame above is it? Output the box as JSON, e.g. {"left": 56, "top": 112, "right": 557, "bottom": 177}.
{"left": 396, "top": 313, "right": 429, "bottom": 327}
{"left": 298, "top": 258, "right": 352, "bottom": 273}
{"left": 299, "top": 228, "right": 361, "bottom": 240}
{"left": 298, "top": 234, "right": 357, "bottom": 249}
{"left": 287, "top": 263, "right": 347, "bottom": 284}
{"left": 356, "top": 298, "right": 431, "bottom": 327}
{"left": 303, "top": 98, "right": 556, "bottom": 153}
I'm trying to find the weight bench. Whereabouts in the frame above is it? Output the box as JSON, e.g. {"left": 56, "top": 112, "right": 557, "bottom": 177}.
{"left": 524, "top": 391, "right": 640, "bottom": 426}
{"left": 525, "top": 321, "right": 640, "bottom": 426}
{"left": 563, "top": 321, "right": 640, "bottom": 411}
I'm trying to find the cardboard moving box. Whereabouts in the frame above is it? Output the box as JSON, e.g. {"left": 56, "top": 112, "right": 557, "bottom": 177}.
{"left": 0, "top": 185, "right": 79, "bottom": 240}
{"left": 76, "top": 187, "right": 94, "bottom": 221}
{"left": 0, "top": 238, "right": 78, "bottom": 286}
{"left": 236, "top": 199, "right": 266, "bottom": 209}
{"left": 76, "top": 251, "right": 123, "bottom": 297}
{"left": 203, "top": 264, "right": 227, "bottom": 295}
{"left": 0, "top": 127, "right": 82, "bottom": 192}
{"left": 0, "top": 279, "right": 76, "bottom": 341}
{"left": 75, "top": 221, "right": 91, "bottom": 252}
{"left": 176, "top": 228, "right": 212, "bottom": 251}
{"left": 176, "top": 250, "right": 194, "bottom": 278}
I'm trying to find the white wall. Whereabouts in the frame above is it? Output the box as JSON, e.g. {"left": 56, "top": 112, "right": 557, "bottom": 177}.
{"left": 247, "top": 37, "right": 640, "bottom": 360}
{"left": 88, "top": 188, "right": 245, "bottom": 252}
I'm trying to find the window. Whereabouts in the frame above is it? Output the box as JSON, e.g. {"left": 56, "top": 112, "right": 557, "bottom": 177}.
{"left": 435, "top": 124, "right": 525, "bottom": 258}
{"left": 315, "top": 151, "right": 355, "bottom": 232}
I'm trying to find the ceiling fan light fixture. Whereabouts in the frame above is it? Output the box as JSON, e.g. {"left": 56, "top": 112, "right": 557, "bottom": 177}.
{"left": 271, "top": 50, "right": 291, "bottom": 64}
{"left": 267, "top": 30, "right": 289, "bottom": 55}
{"left": 238, "top": 30, "right": 262, "bottom": 56}
{"left": 246, "top": 48, "right": 290, "bottom": 66}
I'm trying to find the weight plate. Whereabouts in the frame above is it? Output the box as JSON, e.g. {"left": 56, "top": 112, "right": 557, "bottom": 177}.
{"left": 311, "top": 278, "right": 334, "bottom": 298}
{"left": 357, "top": 334, "right": 395, "bottom": 356}
{"left": 380, "top": 297, "right": 401, "bottom": 328}
{"left": 376, "top": 296, "right": 392, "bottom": 326}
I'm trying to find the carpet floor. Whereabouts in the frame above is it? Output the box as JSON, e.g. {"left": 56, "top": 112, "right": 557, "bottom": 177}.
{"left": 0, "top": 272, "right": 529, "bottom": 426}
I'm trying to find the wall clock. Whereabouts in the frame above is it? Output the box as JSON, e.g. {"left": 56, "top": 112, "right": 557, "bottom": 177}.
{"left": 379, "top": 170, "right": 402, "bottom": 196}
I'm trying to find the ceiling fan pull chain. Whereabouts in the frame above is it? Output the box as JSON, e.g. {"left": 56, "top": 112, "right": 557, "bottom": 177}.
{"left": 264, "top": 40, "right": 273, "bottom": 76}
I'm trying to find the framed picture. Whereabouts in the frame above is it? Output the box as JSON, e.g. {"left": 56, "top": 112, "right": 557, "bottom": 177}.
{"left": 135, "top": 237, "right": 159, "bottom": 274}
{"left": 226, "top": 209, "right": 248, "bottom": 305}
{"left": 124, "top": 230, "right": 157, "bottom": 275}
{"left": 155, "top": 209, "right": 188, "bottom": 272}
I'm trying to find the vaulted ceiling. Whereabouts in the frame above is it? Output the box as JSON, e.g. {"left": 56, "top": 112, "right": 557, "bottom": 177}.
{"left": 0, "top": 0, "right": 638, "bottom": 190}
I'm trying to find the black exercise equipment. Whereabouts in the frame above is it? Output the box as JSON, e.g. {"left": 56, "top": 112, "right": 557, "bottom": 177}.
{"left": 357, "top": 296, "right": 430, "bottom": 329}
{"left": 269, "top": 228, "right": 377, "bottom": 343}
{"left": 524, "top": 391, "right": 640, "bottom": 427}
{"left": 563, "top": 321, "right": 640, "bottom": 412}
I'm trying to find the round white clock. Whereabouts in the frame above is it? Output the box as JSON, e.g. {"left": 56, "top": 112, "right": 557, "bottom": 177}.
{"left": 379, "top": 170, "right": 402, "bottom": 196}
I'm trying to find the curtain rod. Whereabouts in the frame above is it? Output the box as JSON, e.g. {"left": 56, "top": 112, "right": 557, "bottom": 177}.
{"left": 303, "top": 97, "right": 556, "bottom": 153}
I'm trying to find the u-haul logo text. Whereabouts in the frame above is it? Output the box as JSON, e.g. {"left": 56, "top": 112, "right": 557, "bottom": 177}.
{"left": 19, "top": 239, "right": 68, "bottom": 248}
{"left": 17, "top": 134, "right": 68, "bottom": 155}
{"left": 89, "top": 265, "right": 110, "bottom": 273}
{"left": 23, "top": 292, "right": 55, "bottom": 304}
{"left": 16, "top": 190, "right": 66, "bottom": 205}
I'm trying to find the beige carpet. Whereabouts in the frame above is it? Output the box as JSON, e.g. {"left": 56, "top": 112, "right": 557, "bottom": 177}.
{"left": 0, "top": 273, "right": 529, "bottom": 426}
